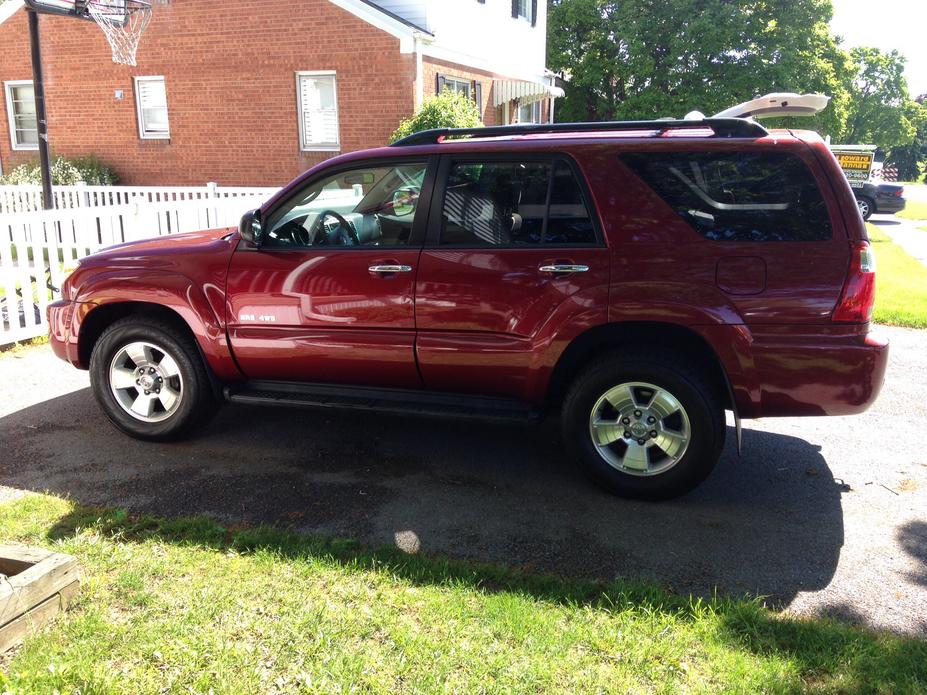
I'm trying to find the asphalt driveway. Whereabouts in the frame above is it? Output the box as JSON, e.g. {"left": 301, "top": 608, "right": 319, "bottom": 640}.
{"left": 1, "top": 325, "right": 925, "bottom": 636}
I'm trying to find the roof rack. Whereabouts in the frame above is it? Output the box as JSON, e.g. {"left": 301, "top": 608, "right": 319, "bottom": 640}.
{"left": 390, "top": 118, "right": 769, "bottom": 147}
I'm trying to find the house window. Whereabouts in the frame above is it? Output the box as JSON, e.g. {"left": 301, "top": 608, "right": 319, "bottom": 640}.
{"left": 444, "top": 77, "right": 471, "bottom": 99}
{"left": 4, "top": 81, "right": 38, "bottom": 150}
{"left": 297, "top": 72, "right": 340, "bottom": 151}
{"left": 134, "top": 76, "right": 170, "bottom": 139}
{"left": 517, "top": 101, "right": 541, "bottom": 124}
{"left": 513, "top": 0, "right": 534, "bottom": 23}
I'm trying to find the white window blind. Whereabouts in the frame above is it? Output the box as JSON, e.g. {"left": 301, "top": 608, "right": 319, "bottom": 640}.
{"left": 5, "top": 81, "right": 38, "bottom": 150}
{"left": 134, "top": 76, "right": 170, "bottom": 139}
{"left": 297, "top": 72, "right": 339, "bottom": 151}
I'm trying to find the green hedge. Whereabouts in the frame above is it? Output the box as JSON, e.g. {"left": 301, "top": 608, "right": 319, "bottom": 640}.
{"left": 390, "top": 89, "right": 482, "bottom": 143}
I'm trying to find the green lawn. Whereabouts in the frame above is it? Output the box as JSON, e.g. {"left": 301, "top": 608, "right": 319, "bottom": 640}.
{"left": 896, "top": 199, "right": 927, "bottom": 222}
{"left": 0, "top": 494, "right": 925, "bottom": 693}
{"left": 868, "top": 224, "right": 927, "bottom": 328}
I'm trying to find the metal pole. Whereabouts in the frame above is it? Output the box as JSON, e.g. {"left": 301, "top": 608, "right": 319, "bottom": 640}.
{"left": 28, "top": 9, "right": 54, "bottom": 210}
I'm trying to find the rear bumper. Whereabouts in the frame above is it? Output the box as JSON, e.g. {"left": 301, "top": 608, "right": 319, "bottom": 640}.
{"left": 744, "top": 328, "right": 889, "bottom": 417}
{"left": 875, "top": 197, "right": 905, "bottom": 214}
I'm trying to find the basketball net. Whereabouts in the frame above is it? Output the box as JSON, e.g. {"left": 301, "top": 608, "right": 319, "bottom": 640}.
{"left": 87, "top": 0, "right": 152, "bottom": 66}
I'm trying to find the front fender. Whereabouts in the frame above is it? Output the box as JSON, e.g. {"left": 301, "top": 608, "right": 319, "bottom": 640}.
{"left": 74, "top": 270, "right": 242, "bottom": 381}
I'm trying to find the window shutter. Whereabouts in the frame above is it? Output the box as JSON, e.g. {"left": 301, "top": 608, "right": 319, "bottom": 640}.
{"left": 298, "top": 73, "right": 339, "bottom": 149}
{"left": 511, "top": 0, "right": 518, "bottom": 18}
{"left": 436, "top": 74, "right": 446, "bottom": 94}
{"left": 531, "top": 0, "right": 537, "bottom": 26}
{"left": 474, "top": 81, "right": 483, "bottom": 119}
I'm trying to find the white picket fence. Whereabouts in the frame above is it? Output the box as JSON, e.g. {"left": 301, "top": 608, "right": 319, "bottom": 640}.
{"left": 0, "top": 183, "right": 278, "bottom": 345}
{"left": 0, "top": 182, "right": 277, "bottom": 214}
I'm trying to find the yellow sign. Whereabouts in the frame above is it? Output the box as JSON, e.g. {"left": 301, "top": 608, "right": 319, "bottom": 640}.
{"left": 832, "top": 150, "right": 874, "bottom": 186}
{"left": 835, "top": 153, "right": 874, "bottom": 171}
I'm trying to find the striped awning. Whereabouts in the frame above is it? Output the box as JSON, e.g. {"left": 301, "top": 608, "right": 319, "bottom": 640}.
{"left": 492, "top": 79, "right": 565, "bottom": 107}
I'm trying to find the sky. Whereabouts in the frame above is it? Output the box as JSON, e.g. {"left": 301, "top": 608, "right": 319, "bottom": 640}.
{"left": 830, "top": 0, "right": 927, "bottom": 97}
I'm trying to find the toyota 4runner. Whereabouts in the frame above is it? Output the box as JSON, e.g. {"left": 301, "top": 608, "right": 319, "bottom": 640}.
{"left": 48, "top": 118, "right": 889, "bottom": 500}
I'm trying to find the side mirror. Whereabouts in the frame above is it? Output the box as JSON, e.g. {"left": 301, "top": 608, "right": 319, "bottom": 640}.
{"left": 239, "top": 209, "right": 263, "bottom": 246}
{"left": 390, "top": 188, "right": 417, "bottom": 217}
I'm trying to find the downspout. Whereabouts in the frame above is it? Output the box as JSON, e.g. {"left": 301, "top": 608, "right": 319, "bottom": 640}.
{"left": 413, "top": 32, "right": 428, "bottom": 110}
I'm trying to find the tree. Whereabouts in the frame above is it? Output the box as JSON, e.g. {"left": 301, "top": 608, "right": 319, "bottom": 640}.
{"left": 548, "top": 0, "right": 851, "bottom": 135}
{"left": 886, "top": 100, "right": 927, "bottom": 181}
{"left": 390, "top": 89, "right": 481, "bottom": 143}
{"left": 839, "top": 47, "right": 917, "bottom": 149}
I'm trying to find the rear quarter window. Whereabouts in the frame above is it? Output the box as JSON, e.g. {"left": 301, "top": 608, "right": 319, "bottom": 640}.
{"left": 620, "top": 151, "right": 832, "bottom": 241}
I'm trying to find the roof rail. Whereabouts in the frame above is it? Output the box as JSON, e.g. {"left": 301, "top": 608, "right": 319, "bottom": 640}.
{"left": 389, "top": 118, "right": 769, "bottom": 147}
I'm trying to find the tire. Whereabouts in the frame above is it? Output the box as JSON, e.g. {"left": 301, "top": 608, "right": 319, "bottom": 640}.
{"left": 857, "top": 196, "right": 874, "bottom": 221}
{"left": 561, "top": 350, "right": 725, "bottom": 500}
{"left": 89, "top": 316, "right": 219, "bottom": 441}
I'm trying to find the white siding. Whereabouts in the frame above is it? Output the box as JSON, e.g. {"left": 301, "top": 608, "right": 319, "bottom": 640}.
{"left": 369, "top": 1, "right": 548, "bottom": 81}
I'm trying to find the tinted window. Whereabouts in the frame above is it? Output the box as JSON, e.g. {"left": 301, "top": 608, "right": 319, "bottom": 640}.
{"left": 621, "top": 151, "right": 832, "bottom": 241}
{"left": 264, "top": 163, "right": 426, "bottom": 248}
{"left": 439, "top": 160, "right": 596, "bottom": 246}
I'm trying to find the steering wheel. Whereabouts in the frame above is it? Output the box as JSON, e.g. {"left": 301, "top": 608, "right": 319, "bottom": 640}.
{"left": 308, "top": 210, "right": 360, "bottom": 246}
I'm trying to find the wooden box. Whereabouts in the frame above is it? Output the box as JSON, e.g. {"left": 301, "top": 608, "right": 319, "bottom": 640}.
{"left": 0, "top": 545, "right": 80, "bottom": 653}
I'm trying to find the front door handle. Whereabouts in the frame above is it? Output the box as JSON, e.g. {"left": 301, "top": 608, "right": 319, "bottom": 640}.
{"left": 538, "top": 264, "right": 590, "bottom": 274}
{"left": 369, "top": 264, "right": 413, "bottom": 273}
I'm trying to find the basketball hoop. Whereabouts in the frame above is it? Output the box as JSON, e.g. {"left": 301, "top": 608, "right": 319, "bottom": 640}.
{"left": 83, "top": 0, "right": 152, "bottom": 66}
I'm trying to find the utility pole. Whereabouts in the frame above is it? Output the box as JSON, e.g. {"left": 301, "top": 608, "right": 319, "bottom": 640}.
{"left": 27, "top": 8, "right": 54, "bottom": 210}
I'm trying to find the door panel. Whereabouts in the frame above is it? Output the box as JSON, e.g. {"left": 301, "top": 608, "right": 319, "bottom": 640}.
{"left": 415, "top": 248, "right": 609, "bottom": 398}
{"left": 226, "top": 248, "right": 421, "bottom": 386}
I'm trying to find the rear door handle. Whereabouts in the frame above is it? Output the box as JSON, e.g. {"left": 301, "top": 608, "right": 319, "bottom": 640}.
{"left": 369, "top": 264, "right": 413, "bottom": 273}
{"left": 538, "top": 264, "right": 589, "bottom": 274}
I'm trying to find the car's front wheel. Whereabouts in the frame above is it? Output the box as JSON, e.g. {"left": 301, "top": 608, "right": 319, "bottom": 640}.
{"left": 90, "top": 317, "right": 218, "bottom": 440}
{"left": 561, "top": 351, "right": 725, "bottom": 500}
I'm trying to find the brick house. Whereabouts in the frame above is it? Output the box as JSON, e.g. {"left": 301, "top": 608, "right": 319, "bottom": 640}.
{"left": 0, "top": 0, "right": 562, "bottom": 185}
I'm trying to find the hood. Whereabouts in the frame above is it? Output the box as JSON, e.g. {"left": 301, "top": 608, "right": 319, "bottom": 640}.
{"left": 88, "top": 227, "right": 237, "bottom": 261}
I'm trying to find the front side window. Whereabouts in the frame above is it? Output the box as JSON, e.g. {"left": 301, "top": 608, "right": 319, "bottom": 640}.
{"left": 5, "top": 81, "right": 38, "bottom": 150}
{"left": 298, "top": 72, "right": 339, "bottom": 151}
{"left": 621, "top": 151, "right": 832, "bottom": 242}
{"left": 264, "top": 163, "right": 427, "bottom": 248}
{"left": 439, "top": 159, "right": 596, "bottom": 247}
{"left": 134, "top": 76, "right": 170, "bottom": 139}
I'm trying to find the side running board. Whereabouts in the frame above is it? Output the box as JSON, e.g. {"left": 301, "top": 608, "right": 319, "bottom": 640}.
{"left": 225, "top": 381, "right": 542, "bottom": 423}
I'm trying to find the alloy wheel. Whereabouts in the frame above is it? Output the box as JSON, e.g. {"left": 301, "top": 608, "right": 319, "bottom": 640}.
{"left": 109, "top": 341, "right": 184, "bottom": 422}
{"left": 588, "top": 381, "right": 691, "bottom": 476}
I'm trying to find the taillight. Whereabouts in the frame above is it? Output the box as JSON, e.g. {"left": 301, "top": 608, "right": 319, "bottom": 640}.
{"left": 833, "top": 241, "right": 876, "bottom": 323}
{"left": 895, "top": 187, "right": 904, "bottom": 198}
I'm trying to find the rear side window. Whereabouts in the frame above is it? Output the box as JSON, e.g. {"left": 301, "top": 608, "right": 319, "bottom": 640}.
{"left": 621, "top": 151, "right": 832, "bottom": 241}
{"left": 439, "top": 159, "right": 597, "bottom": 246}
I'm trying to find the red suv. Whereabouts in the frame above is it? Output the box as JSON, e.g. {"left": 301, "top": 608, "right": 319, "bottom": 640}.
{"left": 48, "top": 119, "right": 888, "bottom": 499}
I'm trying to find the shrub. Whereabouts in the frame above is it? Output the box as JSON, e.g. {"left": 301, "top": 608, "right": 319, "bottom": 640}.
{"left": 0, "top": 155, "right": 119, "bottom": 185}
{"left": 390, "top": 89, "right": 482, "bottom": 143}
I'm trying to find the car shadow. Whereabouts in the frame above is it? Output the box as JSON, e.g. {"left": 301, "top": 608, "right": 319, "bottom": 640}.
{"left": 870, "top": 218, "right": 901, "bottom": 226}
{"left": 0, "top": 387, "right": 847, "bottom": 608}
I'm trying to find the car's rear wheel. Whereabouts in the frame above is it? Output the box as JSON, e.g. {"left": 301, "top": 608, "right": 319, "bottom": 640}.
{"left": 561, "top": 351, "right": 725, "bottom": 500}
{"left": 90, "top": 317, "right": 218, "bottom": 440}
{"left": 857, "top": 196, "right": 874, "bottom": 220}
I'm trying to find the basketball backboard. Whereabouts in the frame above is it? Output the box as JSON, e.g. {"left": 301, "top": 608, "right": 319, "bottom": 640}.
{"left": 25, "top": 1, "right": 133, "bottom": 27}
{"left": 24, "top": 0, "right": 150, "bottom": 65}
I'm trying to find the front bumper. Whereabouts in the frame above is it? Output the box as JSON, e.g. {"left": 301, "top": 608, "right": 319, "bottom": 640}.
{"left": 47, "top": 299, "right": 94, "bottom": 368}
